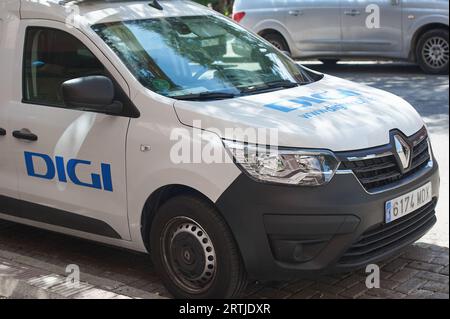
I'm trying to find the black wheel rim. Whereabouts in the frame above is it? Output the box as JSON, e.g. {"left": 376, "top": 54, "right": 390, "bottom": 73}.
{"left": 161, "top": 217, "right": 217, "bottom": 294}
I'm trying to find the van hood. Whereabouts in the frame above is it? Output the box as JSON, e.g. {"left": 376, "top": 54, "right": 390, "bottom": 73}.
{"left": 173, "top": 74, "right": 424, "bottom": 151}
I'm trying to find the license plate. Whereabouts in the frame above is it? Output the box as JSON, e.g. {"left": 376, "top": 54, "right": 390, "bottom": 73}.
{"left": 385, "top": 182, "right": 432, "bottom": 224}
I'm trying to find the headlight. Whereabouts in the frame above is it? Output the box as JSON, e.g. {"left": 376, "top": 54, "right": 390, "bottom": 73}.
{"left": 223, "top": 140, "right": 340, "bottom": 186}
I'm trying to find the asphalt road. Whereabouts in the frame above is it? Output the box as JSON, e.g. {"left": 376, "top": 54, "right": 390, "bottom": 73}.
{"left": 304, "top": 61, "right": 449, "bottom": 248}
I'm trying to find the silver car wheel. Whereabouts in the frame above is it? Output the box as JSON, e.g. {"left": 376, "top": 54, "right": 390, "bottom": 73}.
{"left": 422, "top": 36, "right": 449, "bottom": 69}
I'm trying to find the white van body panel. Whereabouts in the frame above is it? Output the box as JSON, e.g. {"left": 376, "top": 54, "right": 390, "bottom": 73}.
{"left": 124, "top": 89, "right": 242, "bottom": 247}
{"left": 174, "top": 74, "right": 424, "bottom": 151}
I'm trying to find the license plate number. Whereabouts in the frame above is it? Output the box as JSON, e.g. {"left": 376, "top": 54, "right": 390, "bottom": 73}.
{"left": 385, "top": 182, "right": 432, "bottom": 223}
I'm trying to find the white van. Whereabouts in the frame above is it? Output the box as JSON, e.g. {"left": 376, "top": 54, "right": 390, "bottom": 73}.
{"left": 0, "top": 0, "right": 440, "bottom": 299}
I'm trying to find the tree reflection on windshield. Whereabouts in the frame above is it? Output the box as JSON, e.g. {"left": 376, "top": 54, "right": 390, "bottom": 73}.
{"left": 93, "top": 15, "right": 312, "bottom": 99}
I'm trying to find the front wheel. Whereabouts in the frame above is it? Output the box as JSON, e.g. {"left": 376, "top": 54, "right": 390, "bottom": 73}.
{"left": 262, "top": 32, "right": 290, "bottom": 53}
{"left": 150, "top": 195, "right": 247, "bottom": 299}
{"left": 416, "top": 29, "right": 449, "bottom": 74}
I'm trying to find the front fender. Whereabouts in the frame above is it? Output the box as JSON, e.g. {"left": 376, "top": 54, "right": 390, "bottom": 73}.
{"left": 125, "top": 94, "right": 242, "bottom": 250}
{"left": 404, "top": 15, "right": 449, "bottom": 57}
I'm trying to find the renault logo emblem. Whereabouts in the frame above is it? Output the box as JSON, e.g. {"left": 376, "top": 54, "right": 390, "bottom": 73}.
{"left": 393, "top": 135, "right": 411, "bottom": 170}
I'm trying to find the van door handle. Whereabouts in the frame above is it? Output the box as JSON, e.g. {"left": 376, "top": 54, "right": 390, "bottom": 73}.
{"left": 12, "top": 129, "right": 38, "bottom": 142}
{"left": 344, "top": 10, "right": 361, "bottom": 16}
{"left": 288, "top": 10, "right": 303, "bottom": 16}
{"left": 0, "top": 128, "right": 6, "bottom": 136}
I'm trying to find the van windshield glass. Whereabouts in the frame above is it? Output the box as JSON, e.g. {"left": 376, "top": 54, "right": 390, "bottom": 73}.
{"left": 93, "top": 15, "right": 314, "bottom": 99}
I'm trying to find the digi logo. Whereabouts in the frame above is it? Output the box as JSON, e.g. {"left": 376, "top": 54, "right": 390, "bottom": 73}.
{"left": 264, "top": 89, "right": 362, "bottom": 113}
{"left": 24, "top": 152, "right": 113, "bottom": 192}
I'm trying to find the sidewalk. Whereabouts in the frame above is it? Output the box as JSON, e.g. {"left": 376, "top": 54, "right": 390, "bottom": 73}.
{"left": 0, "top": 219, "right": 448, "bottom": 299}
{"left": 0, "top": 250, "right": 165, "bottom": 299}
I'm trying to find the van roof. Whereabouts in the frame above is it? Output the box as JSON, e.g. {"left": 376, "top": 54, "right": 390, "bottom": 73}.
{"left": 19, "top": 0, "right": 213, "bottom": 26}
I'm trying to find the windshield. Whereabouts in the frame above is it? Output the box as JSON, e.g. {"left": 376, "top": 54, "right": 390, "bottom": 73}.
{"left": 92, "top": 15, "right": 316, "bottom": 100}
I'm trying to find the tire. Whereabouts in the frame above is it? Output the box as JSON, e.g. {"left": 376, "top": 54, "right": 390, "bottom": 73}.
{"left": 150, "top": 195, "right": 247, "bottom": 299}
{"left": 262, "top": 32, "right": 290, "bottom": 53}
{"left": 319, "top": 59, "right": 340, "bottom": 65}
{"left": 416, "top": 29, "right": 449, "bottom": 74}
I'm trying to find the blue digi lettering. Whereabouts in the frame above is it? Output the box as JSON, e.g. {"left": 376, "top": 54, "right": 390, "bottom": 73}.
{"left": 311, "top": 89, "right": 361, "bottom": 101}
{"left": 55, "top": 156, "right": 67, "bottom": 183}
{"left": 24, "top": 152, "right": 55, "bottom": 180}
{"left": 265, "top": 96, "right": 325, "bottom": 113}
{"left": 289, "top": 96, "right": 325, "bottom": 108}
{"left": 264, "top": 89, "right": 362, "bottom": 113}
{"left": 24, "top": 152, "right": 113, "bottom": 192}
{"left": 301, "top": 103, "right": 349, "bottom": 119}
{"left": 67, "top": 159, "right": 102, "bottom": 190}
{"left": 265, "top": 102, "right": 297, "bottom": 113}
{"left": 338, "top": 89, "right": 362, "bottom": 97}
{"left": 101, "top": 163, "right": 113, "bottom": 192}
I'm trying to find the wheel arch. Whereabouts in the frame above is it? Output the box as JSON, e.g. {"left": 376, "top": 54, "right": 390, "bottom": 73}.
{"left": 259, "top": 28, "right": 290, "bottom": 49}
{"left": 409, "top": 22, "right": 449, "bottom": 61}
{"left": 140, "top": 184, "right": 226, "bottom": 253}
{"left": 252, "top": 20, "right": 297, "bottom": 55}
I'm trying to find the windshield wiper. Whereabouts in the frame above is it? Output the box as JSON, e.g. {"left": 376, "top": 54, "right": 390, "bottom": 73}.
{"left": 266, "top": 80, "right": 299, "bottom": 88}
{"left": 173, "top": 80, "right": 298, "bottom": 101}
{"left": 173, "top": 92, "right": 238, "bottom": 101}
{"left": 241, "top": 80, "right": 298, "bottom": 94}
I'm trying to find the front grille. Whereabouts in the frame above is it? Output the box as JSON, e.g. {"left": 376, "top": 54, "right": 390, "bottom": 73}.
{"left": 340, "top": 128, "right": 431, "bottom": 192}
{"left": 338, "top": 198, "right": 437, "bottom": 267}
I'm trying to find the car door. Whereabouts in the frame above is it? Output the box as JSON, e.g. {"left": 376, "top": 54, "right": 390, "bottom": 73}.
{"left": 0, "top": 82, "right": 20, "bottom": 208}
{"left": 341, "top": 0, "right": 403, "bottom": 53}
{"left": 0, "top": 17, "right": 20, "bottom": 212}
{"left": 8, "top": 22, "right": 133, "bottom": 240}
{"left": 284, "top": 0, "right": 342, "bottom": 54}
{"left": 0, "top": 94, "right": 18, "bottom": 203}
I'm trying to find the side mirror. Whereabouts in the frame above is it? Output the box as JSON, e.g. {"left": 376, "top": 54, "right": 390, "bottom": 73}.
{"left": 62, "top": 76, "right": 123, "bottom": 115}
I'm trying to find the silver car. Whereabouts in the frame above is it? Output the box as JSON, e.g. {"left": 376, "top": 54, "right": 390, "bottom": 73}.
{"left": 233, "top": 0, "right": 449, "bottom": 74}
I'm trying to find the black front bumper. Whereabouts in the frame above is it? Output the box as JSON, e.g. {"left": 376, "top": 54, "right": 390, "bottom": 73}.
{"left": 215, "top": 160, "right": 440, "bottom": 281}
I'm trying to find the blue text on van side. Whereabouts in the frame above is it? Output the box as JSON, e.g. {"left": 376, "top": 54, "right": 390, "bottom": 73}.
{"left": 24, "top": 152, "right": 113, "bottom": 192}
